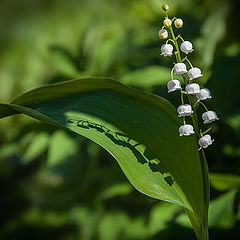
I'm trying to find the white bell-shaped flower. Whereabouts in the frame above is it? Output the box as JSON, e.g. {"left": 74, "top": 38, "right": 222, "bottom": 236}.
{"left": 174, "top": 63, "right": 187, "bottom": 75}
{"left": 187, "top": 67, "right": 203, "bottom": 81}
{"left": 167, "top": 80, "right": 182, "bottom": 93}
{"left": 198, "top": 134, "right": 214, "bottom": 150}
{"left": 196, "top": 88, "right": 212, "bottom": 101}
{"left": 180, "top": 41, "right": 193, "bottom": 54}
{"left": 202, "top": 111, "right": 219, "bottom": 124}
{"left": 177, "top": 104, "right": 193, "bottom": 117}
{"left": 185, "top": 83, "right": 201, "bottom": 95}
{"left": 179, "top": 124, "right": 195, "bottom": 136}
{"left": 161, "top": 44, "right": 173, "bottom": 57}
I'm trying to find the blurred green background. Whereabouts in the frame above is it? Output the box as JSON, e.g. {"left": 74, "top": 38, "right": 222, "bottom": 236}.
{"left": 0, "top": 0, "right": 240, "bottom": 239}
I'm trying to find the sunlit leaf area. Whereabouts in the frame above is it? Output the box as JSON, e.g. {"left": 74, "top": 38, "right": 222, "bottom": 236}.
{"left": 0, "top": 0, "right": 239, "bottom": 239}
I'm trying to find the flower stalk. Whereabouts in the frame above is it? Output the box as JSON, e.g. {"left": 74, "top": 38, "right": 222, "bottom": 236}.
{"left": 158, "top": 4, "right": 221, "bottom": 240}
{"left": 160, "top": 5, "right": 219, "bottom": 144}
{"left": 169, "top": 23, "right": 201, "bottom": 137}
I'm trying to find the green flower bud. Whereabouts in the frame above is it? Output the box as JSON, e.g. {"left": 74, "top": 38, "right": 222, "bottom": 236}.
{"left": 174, "top": 18, "right": 183, "bottom": 28}
{"left": 158, "top": 29, "right": 168, "bottom": 39}
{"left": 163, "top": 18, "right": 172, "bottom": 28}
{"left": 162, "top": 4, "right": 169, "bottom": 11}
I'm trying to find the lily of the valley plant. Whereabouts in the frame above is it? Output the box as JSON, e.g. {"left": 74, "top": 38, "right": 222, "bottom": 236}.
{"left": 0, "top": 4, "right": 215, "bottom": 240}
{"left": 159, "top": 4, "right": 219, "bottom": 150}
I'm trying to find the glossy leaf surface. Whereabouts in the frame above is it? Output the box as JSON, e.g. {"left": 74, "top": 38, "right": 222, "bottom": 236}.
{"left": 0, "top": 78, "right": 209, "bottom": 239}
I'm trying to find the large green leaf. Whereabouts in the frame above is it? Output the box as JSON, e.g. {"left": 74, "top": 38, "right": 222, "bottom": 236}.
{"left": 0, "top": 77, "right": 209, "bottom": 239}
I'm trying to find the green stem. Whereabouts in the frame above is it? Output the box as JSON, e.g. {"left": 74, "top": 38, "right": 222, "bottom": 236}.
{"left": 202, "top": 127, "right": 211, "bottom": 135}
{"left": 181, "top": 91, "right": 184, "bottom": 105}
{"left": 169, "top": 25, "right": 182, "bottom": 62}
{"left": 183, "top": 57, "right": 193, "bottom": 68}
{"left": 166, "top": 39, "right": 175, "bottom": 44}
{"left": 199, "top": 101, "right": 209, "bottom": 112}
{"left": 182, "top": 75, "right": 200, "bottom": 136}
{"left": 168, "top": 22, "right": 199, "bottom": 135}
{"left": 171, "top": 67, "right": 174, "bottom": 80}
{"left": 183, "top": 116, "right": 186, "bottom": 125}
{"left": 176, "top": 34, "right": 185, "bottom": 42}
{"left": 181, "top": 91, "right": 186, "bottom": 124}
{"left": 168, "top": 20, "right": 209, "bottom": 240}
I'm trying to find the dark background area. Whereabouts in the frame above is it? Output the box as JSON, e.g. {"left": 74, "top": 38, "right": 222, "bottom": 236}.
{"left": 0, "top": 0, "right": 240, "bottom": 239}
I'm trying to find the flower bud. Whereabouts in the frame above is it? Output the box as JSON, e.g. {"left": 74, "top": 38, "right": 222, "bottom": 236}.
{"left": 177, "top": 104, "right": 193, "bottom": 117}
{"left": 174, "top": 18, "right": 183, "bottom": 28}
{"left": 179, "top": 124, "right": 195, "bottom": 136}
{"left": 162, "top": 4, "right": 169, "bottom": 11}
{"left": 187, "top": 67, "right": 203, "bottom": 81}
{"left": 180, "top": 41, "right": 193, "bottom": 54}
{"left": 161, "top": 44, "right": 173, "bottom": 56}
{"left": 163, "top": 18, "right": 172, "bottom": 28}
{"left": 202, "top": 111, "right": 219, "bottom": 124}
{"left": 158, "top": 29, "right": 168, "bottom": 39}
{"left": 196, "top": 88, "right": 212, "bottom": 101}
{"left": 185, "top": 83, "right": 201, "bottom": 95}
{"left": 198, "top": 134, "right": 214, "bottom": 150}
{"left": 174, "top": 63, "right": 187, "bottom": 75}
{"left": 167, "top": 80, "right": 182, "bottom": 93}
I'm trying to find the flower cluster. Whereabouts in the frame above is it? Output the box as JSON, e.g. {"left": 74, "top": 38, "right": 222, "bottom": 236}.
{"left": 159, "top": 4, "right": 219, "bottom": 150}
